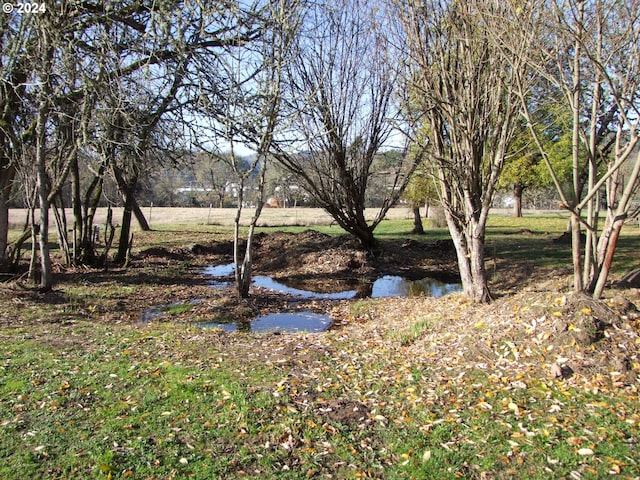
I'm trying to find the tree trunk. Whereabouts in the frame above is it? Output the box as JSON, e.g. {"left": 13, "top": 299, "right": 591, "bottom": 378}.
{"left": 36, "top": 203, "right": 52, "bottom": 292}
{"left": 469, "top": 234, "right": 490, "bottom": 302}
{"left": 0, "top": 163, "right": 15, "bottom": 268}
{"left": 236, "top": 223, "right": 257, "bottom": 298}
{"left": 591, "top": 147, "right": 640, "bottom": 297}
{"left": 354, "top": 226, "right": 377, "bottom": 252}
{"left": 592, "top": 219, "right": 622, "bottom": 299}
{"left": 132, "top": 198, "right": 150, "bottom": 231}
{"left": 570, "top": 2, "right": 584, "bottom": 293}
{"left": 233, "top": 178, "right": 250, "bottom": 298}
{"left": 70, "top": 156, "right": 83, "bottom": 263}
{"left": 330, "top": 209, "right": 378, "bottom": 252}
{"left": 446, "top": 215, "right": 491, "bottom": 303}
{"left": 570, "top": 211, "right": 583, "bottom": 292}
{"left": 116, "top": 189, "right": 135, "bottom": 265}
{"left": 28, "top": 209, "right": 38, "bottom": 282}
{"left": 79, "top": 166, "right": 106, "bottom": 265}
{"left": 233, "top": 152, "right": 269, "bottom": 298}
{"left": 448, "top": 228, "right": 474, "bottom": 298}
{"left": 513, "top": 184, "right": 524, "bottom": 218}
{"left": 112, "top": 165, "right": 149, "bottom": 231}
{"left": 36, "top": 107, "right": 53, "bottom": 291}
{"left": 52, "top": 199, "right": 72, "bottom": 266}
{"left": 412, "top": 206, "right": 425, "bottom": 234}
{"left": 235, "top": 199, "right": 267, "bottom": 298}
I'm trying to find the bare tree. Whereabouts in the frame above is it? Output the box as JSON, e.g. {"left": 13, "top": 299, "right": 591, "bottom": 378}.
{"left": 2, "top": 3, "right": 176, "bottom": 283}
{"left": 193, "top": 0, "right": 304, "bottom": 298}
{"left": 29, "top": 6, "right": 90, "bottom": 290}
{"left": 66, "top": 5, "right": 157, "bottom": 267}
{"left": 397, "top": 0, "right": 529, "bottom": 302}
{"left": 3, "top": 0, "right": 303, "bottom": 287}
{"left": 509, "top": 0, "right": 640, "bottom": 297}
{"left": 71, "top": 1, "right": 216, "bottom": 266}
{"left": 271, "top": 0, "right": 419, "bottom": 252}
{"left": 109, "top": 69, "right": 190, "bottom": 265}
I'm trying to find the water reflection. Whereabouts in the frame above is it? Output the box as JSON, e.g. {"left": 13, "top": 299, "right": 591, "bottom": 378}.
{"left": 200, "top": 311, "right": 332, "bottom": 333}
{"left": 202, "top": 263, "right": 235, "bottom": 277}
{"left": 203, "top": 264, "right": 462, "bottom": 299}
{"left": 253, "top": 276, "right": 357, "bottom": 299}
{"left": 171, "top": 264, "right": 465, "bottom": 333}
{"left": 139, "top": 302, "right": 332, "bottom": 334}
{"left": 371, "top": 275, "right": 462, "bottom": 298}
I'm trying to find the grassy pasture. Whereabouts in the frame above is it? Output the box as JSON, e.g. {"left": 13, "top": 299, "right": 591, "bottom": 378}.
{"left": 7, "top": 207, "right": 413, "bottom": 231}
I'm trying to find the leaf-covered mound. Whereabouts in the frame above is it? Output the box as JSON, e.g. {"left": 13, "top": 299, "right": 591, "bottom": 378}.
{"left": 329, "top": 289, "right": 640, "bottom": 389}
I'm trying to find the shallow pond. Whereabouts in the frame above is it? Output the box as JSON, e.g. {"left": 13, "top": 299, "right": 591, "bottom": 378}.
{"left": 202, "top": 263, "right": 236, "bottom": 277}
{"left": 139, "top": 303, "right": 332, "bottom": 333}
{"left": 370, "top": 275, "right": 462, "bottom": 298}
{"left": 203, "top": 263, "right": 461, "bottom": 300}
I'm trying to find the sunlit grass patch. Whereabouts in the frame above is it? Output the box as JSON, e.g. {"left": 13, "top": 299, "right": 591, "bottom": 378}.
{"left": 159, "top": 302, "right": 194, "bottom": 315}
{"left": 393, "top": 316, "right": 433, "bottom": 346}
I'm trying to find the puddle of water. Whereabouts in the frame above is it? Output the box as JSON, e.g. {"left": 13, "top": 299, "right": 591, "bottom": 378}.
{"left": 203, "top": 262, "right": 235, "bottom": 287}
{"left": 253, "top": 276, "right": 357, "bottom": 300}
{"left": 200, "top": 311, "right": 332, "bottom": 333}
{"left": 203, "top": 262, "right": 235, "bottom": 277}
{"left": 371, "top": 275, "right": 462, "bottom": 298}
{"left": 203, "top": 263, "right": 461, "bottom": 299}
{"left": 139, "top": 298, "right": 332, "bottom": 334}
{"left": 158, "top": 265, "right": 463, "bottom": 333}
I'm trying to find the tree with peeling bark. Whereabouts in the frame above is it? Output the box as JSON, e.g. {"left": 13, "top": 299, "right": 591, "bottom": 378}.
{"left": 506, "top": 0, "right": 640, "bottom": 298}
{"left": 397, "top": 0, "right": 530, "bottom": 303}
{"left": 272, "top": 0, "right": 419, "bottom": 253}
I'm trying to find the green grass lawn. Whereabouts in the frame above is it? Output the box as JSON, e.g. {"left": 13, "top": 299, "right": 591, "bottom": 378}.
{"left": 2, "top": 317, "right": 639, "bottom": 480}
{"left": 2, "top": 318, "right": 639, "bottom": 479}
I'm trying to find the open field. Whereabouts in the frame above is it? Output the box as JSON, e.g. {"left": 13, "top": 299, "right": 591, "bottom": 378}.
{"left": 1, "top": 214, "right": 640, "bottom": 479}
{"left": 8, "top": 206, "right": 577, "bottom": 230}
{"left": 7, "top": 207, "right": 416, "bottom": 230}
